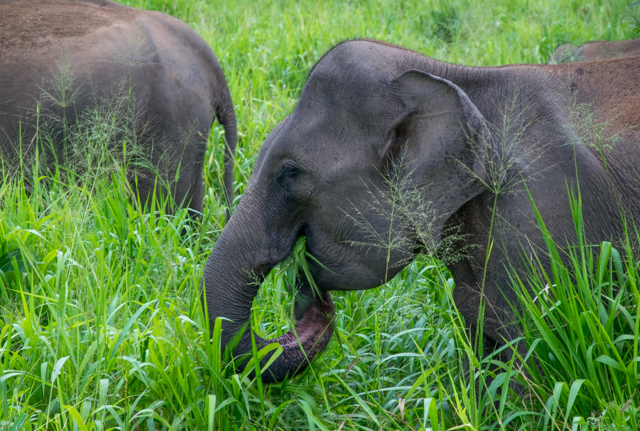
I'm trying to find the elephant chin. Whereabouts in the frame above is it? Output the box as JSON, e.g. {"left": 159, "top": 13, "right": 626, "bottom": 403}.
{"left": 246, "top": 291, "right": 335, "bottom": 383}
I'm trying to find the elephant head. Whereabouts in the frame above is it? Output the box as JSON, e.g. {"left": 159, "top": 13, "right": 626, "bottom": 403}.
{"left": 202, "top": 41, "right": 495, "bottom": 382}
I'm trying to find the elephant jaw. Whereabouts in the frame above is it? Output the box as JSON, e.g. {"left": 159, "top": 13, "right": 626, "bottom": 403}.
{"left": 251, "top": 291, "right": 335, "bottom": 383}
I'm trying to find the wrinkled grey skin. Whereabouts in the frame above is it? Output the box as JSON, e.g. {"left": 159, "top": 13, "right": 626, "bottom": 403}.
{"left": 203, "top": 39, "right": 640, "bottom": 382}
{"left": 0, "top": 0, "right": 237, "bottom": 217}
{"left": 551, "top": 39, "right": 640, "bottom": 63}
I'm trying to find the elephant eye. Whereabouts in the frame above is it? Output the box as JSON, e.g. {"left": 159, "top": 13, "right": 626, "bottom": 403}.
{"left": 281, "top": 164, "right": 297, "bottom": 176}
{"left": 278, "top": 162, "right": 309, "bottom": 199}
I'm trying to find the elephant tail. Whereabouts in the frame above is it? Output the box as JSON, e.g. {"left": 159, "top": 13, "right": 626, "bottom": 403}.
{"left": 216, "top": 88, "right": 238, "bottom": 222}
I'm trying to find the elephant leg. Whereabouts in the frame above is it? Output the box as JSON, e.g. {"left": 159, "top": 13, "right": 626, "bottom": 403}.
{"left": 187, "top": 165, "right": 204, "bottom": 221}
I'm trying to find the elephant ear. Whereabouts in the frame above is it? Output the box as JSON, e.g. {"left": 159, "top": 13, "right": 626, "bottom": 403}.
{"left": 382, "top": 69, "right": 499, "bottom": 189}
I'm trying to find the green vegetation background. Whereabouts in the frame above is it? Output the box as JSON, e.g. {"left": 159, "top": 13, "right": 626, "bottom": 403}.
{"left": 1, "top": 0, "right": 639, "bottom": 429}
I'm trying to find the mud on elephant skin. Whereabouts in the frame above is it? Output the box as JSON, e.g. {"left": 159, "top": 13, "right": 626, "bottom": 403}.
{"left": 0, "top": 0, "right": 237, "bottom": 218}
{"left": 203, "top": 39, "right": 640, "bottom": 382}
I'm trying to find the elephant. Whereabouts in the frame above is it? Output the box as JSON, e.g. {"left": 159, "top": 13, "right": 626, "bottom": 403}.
{"left": 0, "top": 0, "right": 237, "bottom": 218}
{"left": 551, "top": 39, "right": 640, "bottom": 63}
{"left": 203, "top": 39, "right": 640, "bottom": 382}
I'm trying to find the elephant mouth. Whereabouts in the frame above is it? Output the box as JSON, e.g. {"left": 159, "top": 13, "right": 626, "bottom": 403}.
{"left": 211, "top": 229, "right": 336, "bottom": 382}
{"left": 284, "top": 232, "right": 329, "bottom": 321}
{"left": 262, "top": 250, "right": 335, "bottom": 379}
{"left": 282, "top": 290, "right": 335, "bottom": 352}
{"left": 293, "top": 275, "right": 325, "bottom": 320}
{"left": 253, "top": 290, "right": 334, "bottom": 382}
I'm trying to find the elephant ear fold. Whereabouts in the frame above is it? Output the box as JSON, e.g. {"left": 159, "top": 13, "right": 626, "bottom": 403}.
{"left": 386, "top": 69, "right": 498, "bottom": 186}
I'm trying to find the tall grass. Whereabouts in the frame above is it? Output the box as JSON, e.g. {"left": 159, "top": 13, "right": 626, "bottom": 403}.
{"left": 1, "top": 0, "right": 639, "bottom": 429}
{"left": 507, "top": 191, "right": 640, "bottom": 430}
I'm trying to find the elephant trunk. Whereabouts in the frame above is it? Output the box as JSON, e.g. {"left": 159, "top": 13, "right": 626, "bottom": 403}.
{"left": 202, "top": 192, "right": 334, "bottom": 382}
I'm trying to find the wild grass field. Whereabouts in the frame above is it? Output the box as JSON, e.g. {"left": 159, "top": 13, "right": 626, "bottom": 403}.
{"left": 1, "top": 0, "right": 640, "bottom": 429}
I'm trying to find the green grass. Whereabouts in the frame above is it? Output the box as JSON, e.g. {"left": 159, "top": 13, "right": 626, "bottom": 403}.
{"left": 507, "top": 190, "right": 640, "bottom": 430}
{"left": 1, "top": 0, "right": 639, "bottom": 429}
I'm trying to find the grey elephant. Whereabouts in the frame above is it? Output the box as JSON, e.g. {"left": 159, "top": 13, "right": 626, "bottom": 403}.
{"left": 0, "top": 0, "right": 237, "bottom": 218}
{"left": 203, "top": 39, "right": 640, "bottom": 382}
{"left": 551, "top": 39, "right": 640, "bottom": 63}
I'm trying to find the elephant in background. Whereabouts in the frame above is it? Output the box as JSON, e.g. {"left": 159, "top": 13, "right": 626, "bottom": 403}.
{"left": 0, "top": 0, "right": 237, "bottom": 218}
{"left": 551, "top": 39, "right": 640, "bottom": 63}
{"left": 203, "top": 39, "right": 640, "bottom": 382}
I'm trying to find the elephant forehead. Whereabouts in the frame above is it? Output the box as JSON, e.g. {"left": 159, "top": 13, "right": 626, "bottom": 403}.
{"left": 270, "top": 111, "right": 383, "bottom": 170}
{"left": 281, "top": 78, "right": 402, "bottom": 164}
{"left": 303, "top": 50, "right": 406, "bottom": 118}
{"left": 300, "top": 75, "right": 397, "bottom": 123}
